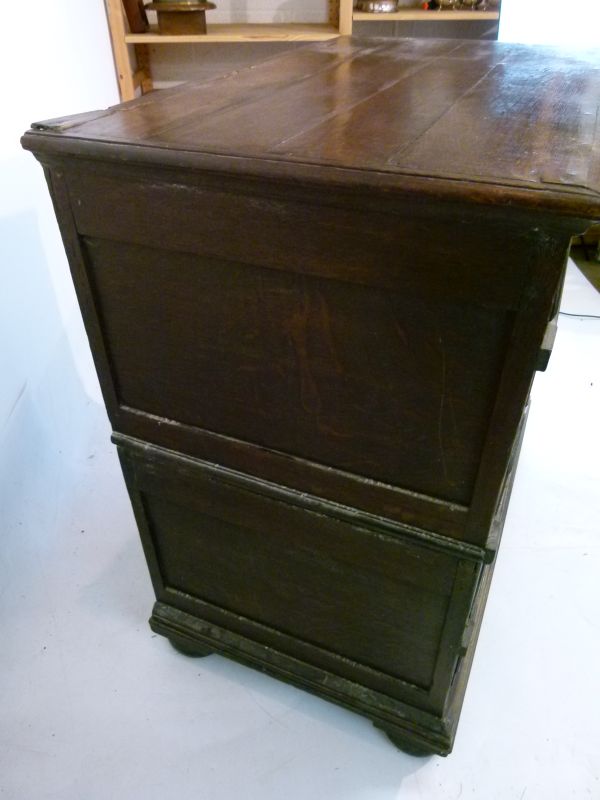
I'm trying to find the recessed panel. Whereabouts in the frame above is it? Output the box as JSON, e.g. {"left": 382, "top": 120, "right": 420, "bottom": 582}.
{"left": 141, "top": 485, "right": 455, "bottom": 690}
{"left": 85, "top": 236, "right": 510, "bottom": 504}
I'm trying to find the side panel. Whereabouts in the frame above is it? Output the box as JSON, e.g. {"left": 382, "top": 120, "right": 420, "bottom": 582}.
{"left": 43, "top": 160, "right": 575, "bottom": 547}
{"left": 33, "top": 156, "right": 578, "bottom": 755}
{"left": 84, "top": 236, "right": 510, "bottom": 506}
{"left": 117, "top": 437, "right": 476, "bottom": 713}
{"left": 41, "top": 159, "right": 577, "bottom": 549}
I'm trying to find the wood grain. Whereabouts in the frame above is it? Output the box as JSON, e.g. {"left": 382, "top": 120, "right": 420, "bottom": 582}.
{"left": 83, "top": 234, "right": 510, "bottom": 505}
{"left": 23, "top": 38, "right": 600, "bottom": 218}
{"left": 22, "top": 37, "right": 600, "bottom": 755}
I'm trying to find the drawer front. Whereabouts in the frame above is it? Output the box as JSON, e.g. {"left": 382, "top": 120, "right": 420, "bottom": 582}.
{"left": 118, "top": 438, "right": 475, "bottom": 708}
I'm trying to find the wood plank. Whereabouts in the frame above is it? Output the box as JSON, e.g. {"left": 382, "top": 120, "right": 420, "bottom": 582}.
{"left": 155, "top": 44, "right": 470, "bottom": 155}
{"left": 114, "top": 419, "right": 471, "bottom": 542}
{"left": 353, "top": 10, "right": 499, "bottom": 21}
{"left": 82, "top": 233, "right": 511, "bottom": 506}
{"left": 267, "top": 50, "right": 505, "bottom": 168}
{"left": 124, "top": 23, "right": 340, "bottom": 43}
{"left": 134, "top": 43, "right": 153, "bottom": 94}
{"left": 339, "top": 0, "right": 353, "bottom": 35}
{"left": 149, "top": 600, "right": 451, "bottom": 746}
{"left": 464, "top": 227, "right": 576, "bottom": 543}
{"left": 105, "top": 0, "right": 137, "bottom": 101}
{"left": 115, "top": 430, "right": 477, "bottom": 558}
{"left": 395, "top": 48, "right": 600, "bottom": 196}
{"left": 122, "top": 442, "right": 458, "bottom": 689}
{"left": 68, "top": 169, "right": 530, "bottom": 309}
{"left": 34, "top": 39, "right": 377, "bottom": 142}
{"left": 24, "top": 39, "right": 600, "bottom": 217}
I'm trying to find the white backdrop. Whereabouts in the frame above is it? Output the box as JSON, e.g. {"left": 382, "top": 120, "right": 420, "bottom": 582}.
{"left": 499, "top": 0, "right": 600, "bottom": 46}
{"left": 206, "top": 0, "right": 329, "bottom": 24}
{"left": 1, "top": 0, "right": 118, "bottom": 436}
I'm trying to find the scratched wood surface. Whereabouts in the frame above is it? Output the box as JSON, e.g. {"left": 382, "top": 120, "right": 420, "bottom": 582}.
{"left": 21, "top": 38, "right": 600, "bottom": 755}
{"left": 83, "top": 235, "right": 509, "bottom": 505}
{"left": 26, "top": 37, "right": 600, "bottom": 217}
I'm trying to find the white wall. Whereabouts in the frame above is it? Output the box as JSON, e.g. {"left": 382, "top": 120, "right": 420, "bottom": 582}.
{"left": 499, "top": 0, "right": 600, "bottom": 46}
{"left": 1, "top": 1, "right": 118, "bottom": 494}
{"left": 176, "top": 0, "right": 328, "bottom": 24}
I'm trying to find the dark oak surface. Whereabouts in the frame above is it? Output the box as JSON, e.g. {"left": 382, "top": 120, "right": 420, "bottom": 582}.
{"left": 26, "top": 38, "right": 600, "bottom": 218}
{"left": 84, "top": 235, "right": 509, "bottom": 504}
{"left": 22, "top": 37, "right": 600, "bottom": 756}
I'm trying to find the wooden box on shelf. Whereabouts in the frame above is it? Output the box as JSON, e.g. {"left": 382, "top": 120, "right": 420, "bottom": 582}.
{"left": 145, "top": 1, "right": 216, "bottom": 35}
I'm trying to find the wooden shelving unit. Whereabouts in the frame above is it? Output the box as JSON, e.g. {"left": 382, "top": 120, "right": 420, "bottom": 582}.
{"left": 105, "top": 0, "right": 499, "bottom": 102}
{"left": 106, "top": 0, "right": 351, "bottom": 100}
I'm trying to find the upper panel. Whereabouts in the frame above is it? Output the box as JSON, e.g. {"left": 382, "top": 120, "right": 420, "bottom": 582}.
{"left": 23, "top": 37, "right": 600, "bottom": 217}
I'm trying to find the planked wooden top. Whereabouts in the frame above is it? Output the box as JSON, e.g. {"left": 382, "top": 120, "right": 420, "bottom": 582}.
{"left": 23, "top": 38, "right": 600, "bottom": 218}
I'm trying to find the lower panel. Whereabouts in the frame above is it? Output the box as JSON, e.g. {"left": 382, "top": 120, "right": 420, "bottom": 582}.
{"left": 141, "top": 488, "right": 453, "bottom": 689}
{"left": 117, "top": 435, "right": 490, "bottom": 754}
{"left": 150, "top": 599, "right": 454, "bottom": 755}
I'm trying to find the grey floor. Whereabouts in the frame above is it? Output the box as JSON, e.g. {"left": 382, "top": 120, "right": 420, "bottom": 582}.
{"left": 1, "top": 261, "right": 599, "bottom": 800}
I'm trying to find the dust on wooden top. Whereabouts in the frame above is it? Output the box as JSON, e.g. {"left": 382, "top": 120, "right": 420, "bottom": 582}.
{"left": 23, "top": 37, "right": 600, "bottom": 218}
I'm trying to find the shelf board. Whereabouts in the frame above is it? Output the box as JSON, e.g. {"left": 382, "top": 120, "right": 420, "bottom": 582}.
{"left": 125, "top": 23, "right": 341, "bottom": 43}
{"left": 353, "top": 10, "right": 499, "bottom": 21}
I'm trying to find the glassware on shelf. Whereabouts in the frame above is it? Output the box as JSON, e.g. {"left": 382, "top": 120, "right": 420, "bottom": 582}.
{"left": 356, "top": 0, "right": 398, "bottom": 11}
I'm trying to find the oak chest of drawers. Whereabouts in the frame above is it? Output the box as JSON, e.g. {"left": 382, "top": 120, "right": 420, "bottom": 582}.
{"left": 23, "top": 37, "right": 600, "bottom": 755}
